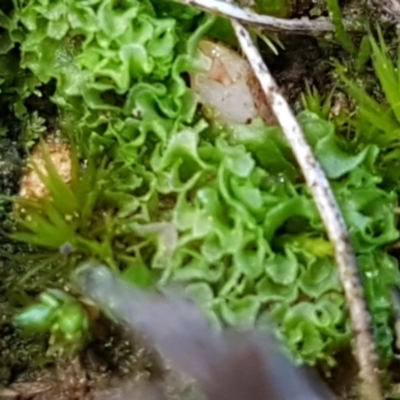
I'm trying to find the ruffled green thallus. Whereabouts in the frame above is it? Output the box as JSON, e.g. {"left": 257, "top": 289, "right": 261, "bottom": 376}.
{"left": 4, "top": 0, "right": 400, "bottom": 366}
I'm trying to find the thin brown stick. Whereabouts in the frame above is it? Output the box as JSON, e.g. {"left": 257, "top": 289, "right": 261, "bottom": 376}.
{"left": 230, "top": 20, "right": 382, "bottom": 400}
{"left": 176, "top": 0, "right": 364, "bottom": 35}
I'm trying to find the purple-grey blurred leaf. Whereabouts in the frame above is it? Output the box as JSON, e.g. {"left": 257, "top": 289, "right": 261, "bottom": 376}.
{"left": 73, "top": 262, "right": 333, "bottom": 400}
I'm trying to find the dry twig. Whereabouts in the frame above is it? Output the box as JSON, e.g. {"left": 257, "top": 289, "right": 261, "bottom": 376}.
{"left": 177, "top": 1, "right": 383, "bottom": 399}
{"left": 178, "top": 0, "right": 400, "bottom": 36}
{"left": 231, "top": 21, "right": 383, "bottom": 400}
{"left": 179, "top": 0, "right": 334, "bottom": 34}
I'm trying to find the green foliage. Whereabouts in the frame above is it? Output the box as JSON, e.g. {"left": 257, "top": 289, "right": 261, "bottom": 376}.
{"left": 10, "top": 143, "right": 121, "bottom": 268}
{"left": 3, "top": 0, "right": 400, "bottom": 367}
{"left": 0, "top": 3, "right": 40, "bottom": 138}
{"left": 359, "top": 251, "right": 400, "bottom": 362}
{"left": 340, "top": 28, "right": 400, "bottom": 189}
{"left": 11, "top": 0, "right": 212, "bottom": 159}
{"left": 326, "top": 0, "right": 356, "bottom": 55}
{"left": 254, "top": 0, "right": 292, "bottom": 18}
{"left": 301, "top": 84, "right": 333, "bottom": 121}
{"left": 355, "top": 35, "right": 372, "bottom": 73}
{"left": 14, "top": 288, "right": 90, "bottom": 355}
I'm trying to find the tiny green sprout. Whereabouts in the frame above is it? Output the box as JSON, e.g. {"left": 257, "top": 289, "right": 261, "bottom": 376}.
{"left": 9, "top": 139, "right": 121, "bottom": 273}
{"left": 301, "top": 84, "right": 333, "bottom": 121}
{"left": 14, "top": 288, "right": 90, "bottom": 355}
{"left": 49, "top": 301, "right": 90, "bottom": 349}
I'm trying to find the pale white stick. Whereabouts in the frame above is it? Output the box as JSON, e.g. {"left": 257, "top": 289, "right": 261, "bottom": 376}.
{"left": 230, "top": 20, "right": 382, "bottom": 400}
{"left": 178, "top": 0, "right": 334, "bottom": 34}
{"left": 178, "top": 0, "right": 400, "bottom": 36}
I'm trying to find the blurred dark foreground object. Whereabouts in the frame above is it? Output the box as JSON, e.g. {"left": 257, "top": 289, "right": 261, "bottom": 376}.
{"left": 73, "top": 262, "right": 334, "bottom": 400}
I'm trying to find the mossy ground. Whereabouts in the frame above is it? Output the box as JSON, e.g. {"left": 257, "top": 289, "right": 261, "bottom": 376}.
{"left": 0, "top": 37, "right": 359, "bottom": 400}
{"left": 1, "top": 2, "right": 399, "bottom": 399}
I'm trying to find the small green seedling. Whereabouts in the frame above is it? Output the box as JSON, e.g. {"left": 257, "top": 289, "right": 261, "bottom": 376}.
{"left": 9, "top": 140, "right": 121, "bottom": 275}
{"left": 14, "top": 288, "right": 90, "bottom": 355}
{"left": 301, "top": 83, "right": 333, "bottom": 121}
{"left": 340, "top": 28, "right": 400, "bottom": 146}
{"left": 339, "top": 27, "right": 400, "bottom": 188}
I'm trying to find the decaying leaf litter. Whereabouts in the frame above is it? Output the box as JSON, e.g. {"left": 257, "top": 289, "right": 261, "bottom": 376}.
{"left": 2, "top": 1, "right": 398, "bottom": 399}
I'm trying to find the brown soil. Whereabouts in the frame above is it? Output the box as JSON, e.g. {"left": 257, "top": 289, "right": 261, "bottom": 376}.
{"left": 0, "top": 316, "right": 204, "bottom": 400}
